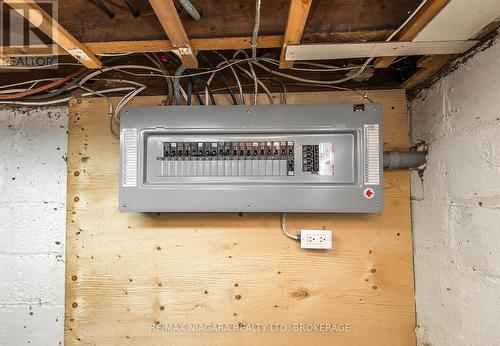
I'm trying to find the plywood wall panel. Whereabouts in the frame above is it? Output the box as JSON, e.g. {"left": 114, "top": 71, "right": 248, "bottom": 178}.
{"left": 65, "top": 91, "right": 414, "bottom": 345}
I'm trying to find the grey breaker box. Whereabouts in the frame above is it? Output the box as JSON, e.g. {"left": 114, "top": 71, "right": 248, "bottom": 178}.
{"left": 119, "top": 104, "right": 383, "bottom": 212}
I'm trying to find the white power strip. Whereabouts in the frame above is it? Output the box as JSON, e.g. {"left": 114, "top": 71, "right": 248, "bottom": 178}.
{"left": 300, "top": 230, "right": 333, "bottom": 249}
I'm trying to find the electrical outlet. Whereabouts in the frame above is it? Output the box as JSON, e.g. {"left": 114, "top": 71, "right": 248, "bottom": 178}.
{"left": 300, "top": 230, "right": 333, "bottom": 249}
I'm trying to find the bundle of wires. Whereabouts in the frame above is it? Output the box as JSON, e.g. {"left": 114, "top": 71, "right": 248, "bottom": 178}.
{"left": 0, "top": 53, "right": 378, "bottom": 138}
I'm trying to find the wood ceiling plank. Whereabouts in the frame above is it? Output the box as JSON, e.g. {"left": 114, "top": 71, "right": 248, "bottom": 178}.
{"left": 374, "top": 0, "right": 450, "bottom": 68}
{"left": 279, "top": 0, "right": 313, "bottom": 69}
{"left": 52, "top": 0, "right": 422, "bottom": 43}
{"left": 3, "top": 0, "right": 101, "bottom": 68}
{"left": 401, "top": 54, "right": 454, "bottom": 89}
{"left": 148, "top": 0, "right": 198, "bottom": 68}
{"left": 0, "top": 36, "right": 284, "bottom": 57}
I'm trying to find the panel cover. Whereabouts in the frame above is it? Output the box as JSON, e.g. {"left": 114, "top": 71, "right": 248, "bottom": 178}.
{"left": 119, "top": 104, "right": 383, "bottom": 212}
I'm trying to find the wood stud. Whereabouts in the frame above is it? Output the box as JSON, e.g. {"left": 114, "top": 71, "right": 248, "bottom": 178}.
{"left": 279, "top": 0, "right": 313, "bottom": 69}
{"left": 148, "top": 0, "right": 198, "bottom": 68}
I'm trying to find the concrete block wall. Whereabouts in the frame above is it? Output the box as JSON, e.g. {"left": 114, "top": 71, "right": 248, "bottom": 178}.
{"left": 0, "top": 106, "right": 68, "bottom": 345}
{"left": 410, "top": 33, "right": 500, "bottom": 345}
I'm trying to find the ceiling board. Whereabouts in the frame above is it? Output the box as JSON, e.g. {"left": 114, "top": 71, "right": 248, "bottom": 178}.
{"left": 56, "top": 0, "right": 423, "bottom": 42}
{"left": 285, "top": 40, "right": 477, "bottom": 61}
{"left": 414, "top": 0, "right": 500, "bottom": 41}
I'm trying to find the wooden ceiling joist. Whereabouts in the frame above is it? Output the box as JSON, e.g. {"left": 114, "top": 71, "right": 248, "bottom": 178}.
{"left": 148, "top": 0, "right": 198, "bottom": 68}
{"left": 3, "top": 0, "right": 101, "bottom": 68}
{"left": 279, "top": 0, "right": 313, "bottom": 69}
{"left": 1, "top": 35, "right": 284, "bottom": 57}
{"left": 374, "top": 0, "right": 450, "bottom": 69}
{"left": 401, "top": 54, "right": 454, "bottom": 89}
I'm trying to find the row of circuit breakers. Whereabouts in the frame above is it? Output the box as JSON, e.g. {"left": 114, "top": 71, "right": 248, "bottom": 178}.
{"left": 119, "top": 104, "right": 383, "bottom": 212}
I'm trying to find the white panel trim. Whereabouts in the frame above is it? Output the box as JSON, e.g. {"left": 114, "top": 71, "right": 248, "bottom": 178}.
{"left": 122, "top": 128, "right": 138, "bottom": 187}
{"left": 364, "top": 124, "right": 380, "bottom": 186}
{"left": 285, "top": 40, "right": 478, "bottom": 61}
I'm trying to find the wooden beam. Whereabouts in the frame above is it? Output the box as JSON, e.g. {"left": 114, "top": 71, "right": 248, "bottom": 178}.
{"left": 3, "top": 0, "right": 101, "bottom": 68}
{"left": 279, "top": 0, "right": 312, "bottom": 69}
{"left": 1, "top": 36, "right": 284, "bottom": 57}
{"left": 0, "top": 30, "right": 395, "bottom": 57}
{"left": 401, "top": 54, "right": 454, "bottom": 89}
{"left": 148, "top": 0, "right": 198, "bottom": 68}
{"left": 374, "top": 0, "right": 450, "bottom": 68}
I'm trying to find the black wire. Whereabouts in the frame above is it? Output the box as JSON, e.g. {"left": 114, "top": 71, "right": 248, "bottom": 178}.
{"left": 187, "top": 80, "right": 192, "bottom": 105}
{"left": 189, "top": 77, "right": 204, "bottom": 105}
{"left": 94, "top": 0, "right": 115, "bottom": 18}
{"left": 198, "top": 52, "right": 237, "bottom": 105}
{"left": 199, "top": 79, "right": 217, "bottom": 105}
{"left": 205, "top": 83, "right": 216, "bottom": 105}
{"left": 168, "top": 52, "right": 182, "bottom": 66}
{"left": 186, "top": 75, "right": 216, "bottom": 105}
{"left": 123, "top": 0, "right": 140, "bottom": 17}
{"left": 258, "top": 76, "right": 287, "bottom": 103}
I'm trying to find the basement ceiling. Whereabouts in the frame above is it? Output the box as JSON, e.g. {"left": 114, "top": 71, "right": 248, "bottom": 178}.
{"left": 0, "top": 0, "right": 498, "bottom": 98}
{"left": 57, "top": 0, "right": 422, "bottom": 42}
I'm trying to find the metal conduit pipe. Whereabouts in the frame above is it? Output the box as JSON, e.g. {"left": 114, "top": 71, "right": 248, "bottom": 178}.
{"left": 177, "top": 0, "right": 201, "bottom": 20}
{"left": 383, "top": 151, "right": 427, "bottom": 170}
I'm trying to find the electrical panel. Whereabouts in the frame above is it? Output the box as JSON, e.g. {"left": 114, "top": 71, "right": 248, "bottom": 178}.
{"left": 119, "top": 104, "right": 383, "bottom": 212}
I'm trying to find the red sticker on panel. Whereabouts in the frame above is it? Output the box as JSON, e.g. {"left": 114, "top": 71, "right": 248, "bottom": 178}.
{"left": 364, "top": 188, "right": 374, "bottom": 199}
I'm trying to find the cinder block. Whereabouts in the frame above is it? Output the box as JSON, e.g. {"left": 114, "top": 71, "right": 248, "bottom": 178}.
{"left": 0, "top": 254, "right": 64, "bottom": 305}
{"left": 0, "top": 202, "right": 65, "bottom": 254}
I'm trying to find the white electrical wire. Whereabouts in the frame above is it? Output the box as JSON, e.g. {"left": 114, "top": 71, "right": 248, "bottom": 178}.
{"left": 0, "top": 89, "right": 27, "bottom": 95}
{"left": 386, "top": 0, "right": 429, "bottom": 42}
{"left": 79, "top": 86, "right": 113, "bottom": 115}
{"left": 251, "top": 0, "right": 262, "bottom": 60}
{"left": 260, "top": 57, "right": 372, "bottom": 72}
{"left": 252, "top": 59, "right": 373, "bottom": 85}
{"left": 89, "top": 78, "right": 146, "bottom": 87}
{"left": 281, "top": 213, "right": 299, "bottom": 241}
{"left": 203, "top": 56, "right": 267, "bottom": 104}
{"left": 0, "top": 87, "right": 136, "bottom": 106}
{"left": 114, "top": 84, "right": 147, "bottom": 124}
{"left": 78, "top": 85, "right": 118, "bottom": 138}
{"left": 0, "top": 79, "right": 63, "bottom": 95}
{"left": 143, "top": 53, "right": 163, "bottom": 70}
{"left": 235, "top": 64, "right": 274, "bottom": 104}
{"left": 233, "top": 50, "right": 259, "bottom": 104}
{"left": 0, "top": 78, "right": 59, "bottom": 90}
{"left": 204, "top": 87, "right": 209, "bottom": 105}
